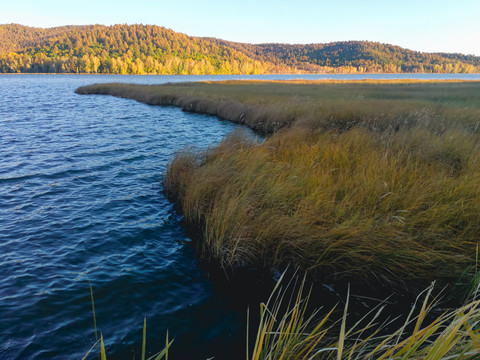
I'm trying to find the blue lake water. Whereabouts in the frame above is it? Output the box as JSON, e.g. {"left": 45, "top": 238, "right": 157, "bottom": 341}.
{"left": 0, "top": 75, "right": 255, "bottom": 360}
{"left": 1, "top": 73, "right": 480, "bottom": 360}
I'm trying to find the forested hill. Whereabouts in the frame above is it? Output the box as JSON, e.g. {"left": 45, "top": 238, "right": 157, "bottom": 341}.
{"left": 1, "top": 23, "right": 479, "bottom": 74}
{"left": 210, "top": 39, "right": 480, "bottom": 73}
{"left": 0, "top": 24, "right": 284, "bottom": 74}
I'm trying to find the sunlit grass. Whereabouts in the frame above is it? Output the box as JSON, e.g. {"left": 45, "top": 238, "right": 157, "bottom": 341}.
{"left": 76, "top": 80, "right": 480, "bottom": 135}
{"left": 76, "top": 80, "right": 480, "bottom": 358}
{"left": 77, "top": 80, "right": 480, "bottom": 290}
{"left": 249, "top": 273, "right": 480, "bottom": 360}
{"left": 165, "top": 126, "right": 480, "bottom": 291}
{"left": 85, "top": 274, "right": 480, "bottom": 360}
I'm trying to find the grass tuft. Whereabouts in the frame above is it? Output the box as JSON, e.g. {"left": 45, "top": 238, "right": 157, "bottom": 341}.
{"left": 165, "top": 125, "right": 480, "bottom": 291}
{"left": 249, "top": 274, "right": 480, "bottom": 360}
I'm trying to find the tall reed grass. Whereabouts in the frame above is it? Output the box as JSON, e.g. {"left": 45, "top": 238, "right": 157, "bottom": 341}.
{"left": 165, "top": 125, "right": 480, "bottom": 291}
{"left": 249, "top": 272, "right": 480, "bottom": 360}
{"left": 86, "top": 274, "right": 480, "bottom": 359}
{"left": 77, "top": 80, "right": 480, "bottom": 358}
{"left": 78, "top": 80, "right": 480, "bottom": 290}
{"left": 76, "top": 80, "right": 480, "bottom": 135}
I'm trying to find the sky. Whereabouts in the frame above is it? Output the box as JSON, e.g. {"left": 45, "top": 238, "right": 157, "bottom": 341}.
{"left": 1, "top": 0, "right": 480, "bottom": 56}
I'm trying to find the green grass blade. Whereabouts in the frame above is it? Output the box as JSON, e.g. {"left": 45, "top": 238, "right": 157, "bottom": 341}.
{"left": 100, "top": 334, "right": 107, "bottom": 360}
{"left": 142, "top": 317, "right": 147, "bottom": 360}
{"left": 90, "top": 284, "right": 98, "bottom": 342}
{"left": 148, "top": 332, "right": 174, "bottom": 360}
{"left": 337, "top": 285, "right": 350, "bottom": 360}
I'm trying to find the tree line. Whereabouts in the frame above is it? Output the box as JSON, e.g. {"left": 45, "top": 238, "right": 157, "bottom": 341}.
{"left": 0, "top": 24, "right": 285, "bottom": 74}
{"left": 213, "top": 39, "right": 480, "bottom": 73}
{"left": 1, "top": 24, "right": 479, "bottom": 74}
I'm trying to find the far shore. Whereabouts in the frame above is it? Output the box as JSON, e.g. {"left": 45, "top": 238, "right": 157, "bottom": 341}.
{"left": 2, "top": 71, "right": 480, "bottom": 77}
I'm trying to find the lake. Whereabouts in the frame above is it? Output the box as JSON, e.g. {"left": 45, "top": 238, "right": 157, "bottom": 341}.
{"left": 1, "top": 73, "right": 479, "bottom": 360}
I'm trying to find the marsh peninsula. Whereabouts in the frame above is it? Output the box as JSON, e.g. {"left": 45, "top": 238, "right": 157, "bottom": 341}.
{"left": 77, "top": 80, "right": 480, "bottom": 294}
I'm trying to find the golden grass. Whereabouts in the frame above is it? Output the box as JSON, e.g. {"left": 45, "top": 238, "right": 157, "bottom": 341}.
{"left": 165, "top": 127, "right": 480, "bottom": 290}
{"left": 78, "top": 80, "right": 480, "bottom": 291}
{"left": 76, "top": 80, "right": 480, "bottom": 135}
{"left": 84, "top": 274, "right": 480, "bottom": 359}
{"left": 249, "top": 273, "right": 480, "bottom": 360}
{"left": 74, "top": 80, "right": 480, "bottom": 359}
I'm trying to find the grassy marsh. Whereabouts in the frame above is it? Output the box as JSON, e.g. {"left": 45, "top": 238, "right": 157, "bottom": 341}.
{"left": 76, "top": 80, "right": 480, "bottom": 135}
{"left": 78, "top": 80, "right": 480, "bottom": 292}
{"left": 76, "top": 80, "right": 480, "bottom": 357}
{"left": 165, "top": 128, "right": 480, "bottom": 292}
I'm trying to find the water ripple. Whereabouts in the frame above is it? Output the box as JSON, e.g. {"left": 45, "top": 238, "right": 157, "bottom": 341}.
{"left": 0, "top": 75, "right": 250, "bottom": 360}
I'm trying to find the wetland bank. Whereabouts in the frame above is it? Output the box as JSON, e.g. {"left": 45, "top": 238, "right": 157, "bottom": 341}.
{"left": 77, "top": 80, "right": 480, "bottom": 291}
{"left": 76, "top": 79, "right": 480, "bottom": 358}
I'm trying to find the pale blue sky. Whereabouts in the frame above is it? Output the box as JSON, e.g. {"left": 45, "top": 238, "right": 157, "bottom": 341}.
{"left": 1, "top": 0, "right": 479, "bottom": 55}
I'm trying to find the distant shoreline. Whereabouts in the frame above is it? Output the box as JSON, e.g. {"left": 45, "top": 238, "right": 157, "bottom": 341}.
{"left": 3, "top": 24, "right": 479, "bottom": 77}
{"left": 3, "top": 72, "right": 480, "bottom": 77}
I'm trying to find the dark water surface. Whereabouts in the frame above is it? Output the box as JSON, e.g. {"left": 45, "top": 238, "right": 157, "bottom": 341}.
{"left": 0, "top": 75, "right": 265, "bottom": 360}
{"left": 1, "top": 73, "right": 479, "bottom": 360}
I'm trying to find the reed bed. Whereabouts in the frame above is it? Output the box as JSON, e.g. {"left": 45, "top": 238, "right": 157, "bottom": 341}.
{"left": 86, "top": 274, "right": 480, "bottom": 359}
{"left": 76, "top": 80, "right": 480, "bottom": 135}
{"left": 165, "top": 126, "right": 480, "bottom": 291}
{"left": 78, "top": 80, "right": 480, "bottom": 290}
{"left": 248, "top": 273, "right": 480, "bottom": 360}
{"left": 149, "top": 80, "right": 480, "bottom": 292}
{"left": 77, "top": 80, "right": 480, "bottom": 358}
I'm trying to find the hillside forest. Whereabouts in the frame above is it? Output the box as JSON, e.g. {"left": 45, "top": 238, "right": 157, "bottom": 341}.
{"left": 1, "top": 24, "right": 479, "bottom": 74}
